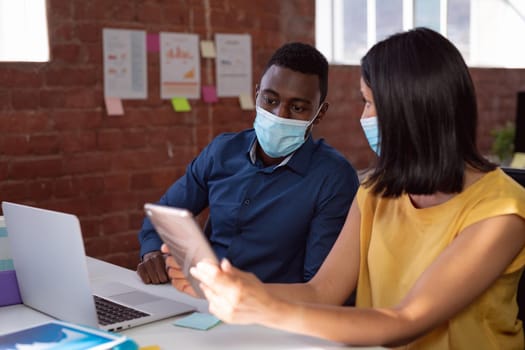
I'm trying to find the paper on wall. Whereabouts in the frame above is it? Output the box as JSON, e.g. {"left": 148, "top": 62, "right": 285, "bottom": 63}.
{"left": 215, "top": 34, "right": 252, "bottom": 98}
{"left": 160, "top": 32, "right": 201, "bottom": 99}
{"left": 103, "top": 28, "right": 147, "bottom": 99}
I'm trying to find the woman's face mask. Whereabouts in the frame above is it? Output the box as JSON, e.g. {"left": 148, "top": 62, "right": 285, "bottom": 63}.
{"left": 253, "top": 106, "right": 320, "bottom": 158}
{"left": 360, "top": 116, "right": 381, "bottom": 155}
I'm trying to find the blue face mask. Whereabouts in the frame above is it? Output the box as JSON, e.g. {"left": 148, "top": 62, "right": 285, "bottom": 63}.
{"left": 254, "top": 106, "right": 319, "bottom": 158}
{"left": 360, "top": 116, "right": 381, "bottom": 155}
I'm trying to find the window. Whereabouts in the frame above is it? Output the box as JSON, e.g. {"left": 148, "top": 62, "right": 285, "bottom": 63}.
{"left": 376, "top": 0, "right": 403, "bottom": 42}
{"left": 0, "top": 0, "right": 49, "bottom": 62}
{"left": 316, "top": 0, "right": 525, "bottom": 68}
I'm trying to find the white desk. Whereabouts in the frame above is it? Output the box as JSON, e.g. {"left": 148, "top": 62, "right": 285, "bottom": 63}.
{"left": 0, "top": 257, "right": 385, "bottom": 349}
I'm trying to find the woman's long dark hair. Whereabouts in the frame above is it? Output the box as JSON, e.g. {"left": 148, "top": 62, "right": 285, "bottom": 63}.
{"left": 361, "top": 27, "right": 495, "bottom": 197}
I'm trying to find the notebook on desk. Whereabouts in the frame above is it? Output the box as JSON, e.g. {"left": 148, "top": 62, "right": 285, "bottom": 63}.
{"left": 2, "top": 201, "right": 195, "bottom": 332}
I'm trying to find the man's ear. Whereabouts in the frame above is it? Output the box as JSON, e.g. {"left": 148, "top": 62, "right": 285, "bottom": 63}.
{"left": 314, "top": 102, "right": 329, "bottom": 124}
{"left": 254, "top": 84, "right": 260, "bottom": 102}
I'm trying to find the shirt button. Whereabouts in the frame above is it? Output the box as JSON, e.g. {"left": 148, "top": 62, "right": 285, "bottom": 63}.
{"left": 244, "top": 199, "right": 250, "bottom": 205}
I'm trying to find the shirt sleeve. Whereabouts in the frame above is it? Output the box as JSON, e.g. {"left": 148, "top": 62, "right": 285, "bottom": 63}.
{"left": 302, "top": 163, "right": 360, "bottom": 281}
{"left": 137, "top": 139, "right": 216, "bottom": 259}
{"left": 465, "top": 196, "right": 525, "bottom": 274}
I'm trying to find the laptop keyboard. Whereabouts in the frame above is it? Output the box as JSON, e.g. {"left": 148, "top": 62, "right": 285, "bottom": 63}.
{"left": 94, "top": 295, "right": 150, "bottom": 325}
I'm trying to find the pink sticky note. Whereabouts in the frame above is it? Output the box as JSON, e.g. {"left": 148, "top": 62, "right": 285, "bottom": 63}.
{"left": 147, "top": 33, "right": 160, "bottom": 52}
{"left": 104, "top": 97, "right": 124, "bottom": 116}
{"left": 202, "top": 86, "right": 218, "bottom": 103}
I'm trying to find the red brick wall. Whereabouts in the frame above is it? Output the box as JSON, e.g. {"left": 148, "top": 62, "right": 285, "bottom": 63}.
{"left": 1, "top": 0, "right": 524, "bottom": 269}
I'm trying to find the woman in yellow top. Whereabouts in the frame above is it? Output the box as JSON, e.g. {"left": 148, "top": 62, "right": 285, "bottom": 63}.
{"left": 166, "top": 28, "right": 525, "bottom": 349}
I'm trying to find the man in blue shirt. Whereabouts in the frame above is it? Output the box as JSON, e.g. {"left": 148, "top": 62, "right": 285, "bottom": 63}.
{"left": 137, "top": 42, "right": 359, "bottom": 287}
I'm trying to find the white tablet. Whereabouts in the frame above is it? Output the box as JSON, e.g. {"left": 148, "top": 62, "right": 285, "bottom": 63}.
{"left": 144, "top": 203, "right": 219, "bottom": 298}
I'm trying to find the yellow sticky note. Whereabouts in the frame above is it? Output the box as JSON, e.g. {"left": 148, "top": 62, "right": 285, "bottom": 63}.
{"left": 200, "top": 40, "right": 216, "bottom": 58}
{"left": 239, "top": 93, "right": 254, "bottom": 110}
{"left": 510, "top": 152, "right": 525, "bottom": 168}
{"left": 104, "top": 97, "right": 124, "bottom": 116}
{"left": 139, "top": 346, "right": 161, "bottom": 350}
{"left": 171, "top": 97, "right": 191, "bottom": 112}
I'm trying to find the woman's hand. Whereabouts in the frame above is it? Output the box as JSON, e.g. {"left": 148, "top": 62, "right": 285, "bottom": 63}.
{"left": 190, "top": 258, "right": 281, "bottom": 325}
{"left": 161, "top": 244, "right": 198, "bottom": 297}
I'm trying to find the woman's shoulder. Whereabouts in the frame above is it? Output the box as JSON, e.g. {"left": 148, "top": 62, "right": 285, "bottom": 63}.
{"left": 471, "top": 168, "right": 525, "bottom": 199}
{"left": 460, "top": 168, "right": 525, "bottom": 225}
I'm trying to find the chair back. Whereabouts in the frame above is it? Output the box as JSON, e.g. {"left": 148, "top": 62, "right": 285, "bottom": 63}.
{"left": 501, "top": 167, "right": 525, "bottom": 321}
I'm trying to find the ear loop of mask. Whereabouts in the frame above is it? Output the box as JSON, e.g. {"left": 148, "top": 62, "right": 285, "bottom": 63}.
{"left": 304, "top": 103, "right": 325, "bottom": 138}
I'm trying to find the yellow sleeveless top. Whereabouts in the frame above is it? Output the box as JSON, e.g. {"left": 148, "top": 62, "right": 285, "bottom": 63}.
{"left": 356, "top": 168, "right": 525, "bottom": 349}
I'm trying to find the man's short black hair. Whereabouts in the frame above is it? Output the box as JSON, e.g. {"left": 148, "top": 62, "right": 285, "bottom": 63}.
{"left": 263, "top": 42, "right": 329, "bottom": 103}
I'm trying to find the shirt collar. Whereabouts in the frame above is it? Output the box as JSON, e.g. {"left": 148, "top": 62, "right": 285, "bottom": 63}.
{"left": 247, "top": 132, "right": 316, "bottom": 175}
{"left": 284, "top": 135, "right": 316, "bottom": 175}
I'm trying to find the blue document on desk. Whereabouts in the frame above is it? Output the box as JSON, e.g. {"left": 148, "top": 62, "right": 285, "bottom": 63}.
{"left": 0, "top": 320, "right": 132, "bottom": 350}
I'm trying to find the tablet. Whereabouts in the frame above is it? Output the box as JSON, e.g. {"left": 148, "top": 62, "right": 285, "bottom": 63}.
{"left": 144, "top": 203, "right": 218, "bottom": 298}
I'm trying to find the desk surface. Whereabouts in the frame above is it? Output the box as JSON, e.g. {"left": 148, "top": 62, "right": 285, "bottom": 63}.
{"left": 0, "top": 257, "right": 385, "bottom": 350}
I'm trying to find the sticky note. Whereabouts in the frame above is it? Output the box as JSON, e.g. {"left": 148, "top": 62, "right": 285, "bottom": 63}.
{"left": 510, "top": 152, "right": 525, "bottom": 168}
{"left": 147, "top": 33, "right": 160, "bottom": 52}
{"left": 173, "top": 312, "right": 221, "bottom": 330}
{"left": 104, "top": 97, "right": 124, "bottom": 116}
{"left": 202, "top": 85, "right": 218, "bottom": 103}
{"left": 139, "top": 346, "right": 161, "bottom": 350}
{"left": 171, "top": 97, "right": 191, "bottom": 112}
{"left": 239, "top": 93, "right": 254, "bottom": 110}
{"left": 200, "top": 40, "right": 216, "bottom": 58}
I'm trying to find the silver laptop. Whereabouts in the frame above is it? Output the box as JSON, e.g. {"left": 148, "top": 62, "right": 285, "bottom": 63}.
{"left": 2, "top": 201, "right": 194, "bottom": 332}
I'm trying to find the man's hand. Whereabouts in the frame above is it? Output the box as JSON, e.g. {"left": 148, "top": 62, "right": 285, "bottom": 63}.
{"left": 162, "top": 244, "right": 198, "bottom": 297}
{"left": 136, "top": 250, "right": 169, "bottom": 284}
